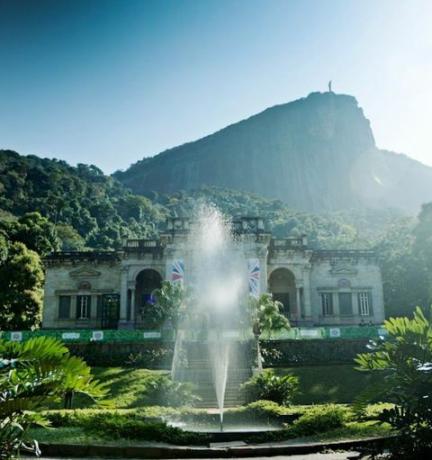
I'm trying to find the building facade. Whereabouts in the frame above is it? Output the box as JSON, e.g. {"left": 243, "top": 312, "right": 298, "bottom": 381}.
{"left": 42, "top": 217, "right": 385, "bottom": 329}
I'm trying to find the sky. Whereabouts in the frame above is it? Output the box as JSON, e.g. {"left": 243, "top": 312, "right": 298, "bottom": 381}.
{"left": 1, "top": 0, "right": 432, "bottom": 173}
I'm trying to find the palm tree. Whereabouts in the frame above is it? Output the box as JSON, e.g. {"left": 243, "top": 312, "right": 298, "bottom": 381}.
{"left": 248, "top": 293, "right": 290, "bottom": 371}
{"left": 0, "top": 336, "right": 106, "bottom": 458}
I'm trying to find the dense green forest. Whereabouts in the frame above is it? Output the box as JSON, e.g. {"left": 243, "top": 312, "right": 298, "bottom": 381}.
{"left": 1, "top": 149, "right": 431, "bottom": 328}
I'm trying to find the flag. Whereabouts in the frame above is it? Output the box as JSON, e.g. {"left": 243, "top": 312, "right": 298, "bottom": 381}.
{"left": 171, "top": 259, "right": 185, "bottom": 284}
{"left": 248, "top": 258, "right": 260, "bottom": 298}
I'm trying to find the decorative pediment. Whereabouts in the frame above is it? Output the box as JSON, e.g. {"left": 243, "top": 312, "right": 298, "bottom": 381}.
{"left": 69, "top": 267, "right": 101, "bottom": 278}
{"left": 329, "top": 260, "right": 358, "bottom": 275}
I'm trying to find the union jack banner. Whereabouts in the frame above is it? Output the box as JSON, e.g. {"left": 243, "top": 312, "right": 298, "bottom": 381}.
{"left": 248, "top": 258, "right": 260, "bottom": 298}
{"left": 171, "top": 259, "right": 185, "bottom": 284}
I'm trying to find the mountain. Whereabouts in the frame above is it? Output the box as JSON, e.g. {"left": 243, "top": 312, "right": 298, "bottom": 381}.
{"left": 115, "top": 92, "right": 432, "bottom": 213}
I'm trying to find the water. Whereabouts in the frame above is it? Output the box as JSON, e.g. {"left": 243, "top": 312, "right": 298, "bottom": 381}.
{"left": 171, "top": 204, "right": 247, "bottom": 430}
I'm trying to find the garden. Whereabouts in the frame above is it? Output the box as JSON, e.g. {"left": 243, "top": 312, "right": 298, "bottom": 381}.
{"left": 3, "top": 306, "right": 432, "bottom": 459}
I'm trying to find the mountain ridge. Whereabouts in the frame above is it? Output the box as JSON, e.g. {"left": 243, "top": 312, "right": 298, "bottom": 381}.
{"left": 115, "top": 91, "right": 432, "bottom": 213}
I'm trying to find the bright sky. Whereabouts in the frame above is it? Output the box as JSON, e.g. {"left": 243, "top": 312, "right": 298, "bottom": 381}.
{"left": 1, "top": 0, "right": 432, "bottom": 173}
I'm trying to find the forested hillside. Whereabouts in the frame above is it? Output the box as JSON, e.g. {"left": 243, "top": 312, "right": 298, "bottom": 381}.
{"left": 1, "top": 149, "right": 431, "bottom": 325}
{"left": 0, "top": 149, "right": 404, "bottom": 251}
{"left": 0, "top": 150, "right": 168, "bottom": 250}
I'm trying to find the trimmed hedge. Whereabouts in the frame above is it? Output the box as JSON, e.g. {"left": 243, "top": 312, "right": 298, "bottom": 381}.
{"left": 262, "top": 339, "right": 371, "bottom": 366}
{"left": 64, "top": 339, "right": 371, "bottom": 368}
{"left": 67, "top": 341, "right": 174, "bottom": 368}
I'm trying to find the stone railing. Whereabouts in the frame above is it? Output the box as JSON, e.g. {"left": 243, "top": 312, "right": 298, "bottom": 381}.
{"left": 270, "top": 237, "right": 307, "bottom": 251}
{"left": 123, "top": 239, "right": 164, "bottom": 256}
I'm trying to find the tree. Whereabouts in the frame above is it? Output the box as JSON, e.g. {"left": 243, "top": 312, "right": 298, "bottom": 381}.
{"left": 0, "top": 242, "right": 44, "bottom": 331}
{"left": 375, "top": 215, "right": 429, "bottom": 318}
{"left": 413, "top": 202, "right": 432, "bottom": 303}
{"left": 151, "top": 281, "right": 187, "bottom": 330}
{"left": 356, "top": 307, "right": 432, "bottom": 458}
{"left": 3, "top": 212, "right": 59, "bottom": 256}
{"left": 248, "top": 293, "right": 290, "bottom": 370}
{"left": 56, "top": 223, "right": 86, "bottom": 251}
{"left": 0, "top": 336, "right": 106, "bottom": 458}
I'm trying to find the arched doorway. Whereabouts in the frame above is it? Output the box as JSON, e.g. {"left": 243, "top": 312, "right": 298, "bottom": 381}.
{"left": 268, "top": 268, "right": 297, "bottom": 319}
{"left": 135, "top": 269, "right": 162, "bottom": 326}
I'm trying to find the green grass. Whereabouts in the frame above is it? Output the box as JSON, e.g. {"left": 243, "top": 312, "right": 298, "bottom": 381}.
{"left": 274, "top": 365, "right": 385, "bottom": 405}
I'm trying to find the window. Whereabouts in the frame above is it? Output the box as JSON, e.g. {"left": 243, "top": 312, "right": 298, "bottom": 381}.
{"left": 58, "top": 296, "right": 71, "bottom": 319}
{"left": 321, "top": 293, "right": 334, "bottom": 316}
{"left": 358, "top": 292, "right": 372, "bottom": 316}
{"left": 76, "top": 295, "right": 91, "bottom": 320}
{"left": 338, "top": 293, "right": 353, "bottom": 316}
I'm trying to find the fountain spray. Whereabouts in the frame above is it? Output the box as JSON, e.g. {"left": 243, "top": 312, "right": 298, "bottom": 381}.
{"left": 171, "top": 204, "right": 247, "bottom": 431}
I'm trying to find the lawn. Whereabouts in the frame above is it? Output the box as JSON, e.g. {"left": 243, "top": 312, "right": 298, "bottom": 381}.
{"left": 276, "top": 364, "right": 385, "bottom": 405}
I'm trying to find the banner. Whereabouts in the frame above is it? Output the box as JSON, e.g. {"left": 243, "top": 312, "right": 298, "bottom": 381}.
{"left": 171, "top": 259, "right": 185, "bottom": 284}
{"left": 248, "top": 258, "right": 260, "bottom": 298}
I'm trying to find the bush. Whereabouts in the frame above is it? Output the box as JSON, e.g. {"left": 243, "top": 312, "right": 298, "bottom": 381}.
{"left": 356, "top": 307, "right": 432, "bottom": 458}
{"left": 142, "top": 375, "right": 200, "bottom": 407}
{"left": 241, "top": 370, "right": 299, "bottom": 405}
{"left": 289, "top": 404, "right": 347, "bottom": 437}
{"left": 78, "top": 411, "right": 208, "bottom": 444}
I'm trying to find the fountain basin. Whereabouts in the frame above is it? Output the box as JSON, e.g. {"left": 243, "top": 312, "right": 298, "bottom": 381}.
{"left": 166, "top": 419, "right": 284, "bottom": 442}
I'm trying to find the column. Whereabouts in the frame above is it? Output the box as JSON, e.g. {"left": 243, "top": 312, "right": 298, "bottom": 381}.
{"left": 333, "top": 291, "right": 340, "bottom": 323}
{"left": 295, "top": 287, "right": 301, "bottom": 318}
{"left": 303, "top": 266, "right": 313, "bottom": 324}
{"left": 118, "top": 266, "right": 129, "bottom": 327}
{"left": 130, "top": 288, "right": 136, "bottom": 326}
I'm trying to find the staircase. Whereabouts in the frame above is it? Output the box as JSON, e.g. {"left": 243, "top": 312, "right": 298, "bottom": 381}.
{"left": 177, "top": 344, "right": 252, "bottom": 408}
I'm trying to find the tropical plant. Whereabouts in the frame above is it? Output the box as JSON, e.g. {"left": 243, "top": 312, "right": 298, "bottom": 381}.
{"left": 151, "top": 281, "right": 187, "bottom": 329}
{"left": 248, "top": 293, "right": 290, "bottom": 370}
{"left": 0, "top": 337, "right": 106, "bottom": 458}
{"left": 355, "top": 307, "right": 432, "bottom": 458}
{"left": 241, "top": 370, "right": 299, "bottom": 406}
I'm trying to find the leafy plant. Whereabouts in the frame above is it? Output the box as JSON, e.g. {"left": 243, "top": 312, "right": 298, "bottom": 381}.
{"left": 248, "top": 294, "right": 290, "bottom": 370}
{"left": 241, "top": 369, "right": 298, "bottom": 406}
{"left": 355, "top": 307, "right": 432, "bottom": 458}
{"left": 289, "top": 404, "right": 347, "bottom": 437}
{"left": 140, "top": 374, "right": 200, "bottom": 407}
{"left": 151, "top": 281, "right": 187, "bottom": 329}
{"left": 0, "top": 337, "right": 106, "bottom": 458}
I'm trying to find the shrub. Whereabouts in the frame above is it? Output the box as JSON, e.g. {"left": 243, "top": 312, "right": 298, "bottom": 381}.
{"left": 289, "top": 404, "right": 347, "bottom": 437}
{"left": 140, "top": 374, "right": 200, "bottom": 407}
{"left": 356, "top": 307, "right": 432, "bottom": 458}
{"left": 46, "top": 410, "right": 209, "bottom": 444}
{"left": 241, "top": 370, "right": 299, "bottom": 405}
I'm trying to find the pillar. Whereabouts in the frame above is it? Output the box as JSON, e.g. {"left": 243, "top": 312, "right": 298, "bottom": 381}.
{"left": 130, "top": 288, "right": 136, "bottom": 325}
{"left": 302, "top": 266, "right": 313, "bottom": 324}
{"left": 118, "top": 266, "right": 130, "bottom": 328}
{"left": 295, "top": 287, "right": 301, "bottom": 320}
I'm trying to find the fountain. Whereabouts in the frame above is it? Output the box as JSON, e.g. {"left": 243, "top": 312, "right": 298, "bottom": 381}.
{"left": 171, "top": 204, "right": 247, "bottom": 430}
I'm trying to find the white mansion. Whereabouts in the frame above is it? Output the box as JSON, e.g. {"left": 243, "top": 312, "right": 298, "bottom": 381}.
{"left": 42, "top": 217, "right": 385, "bottom": 330}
